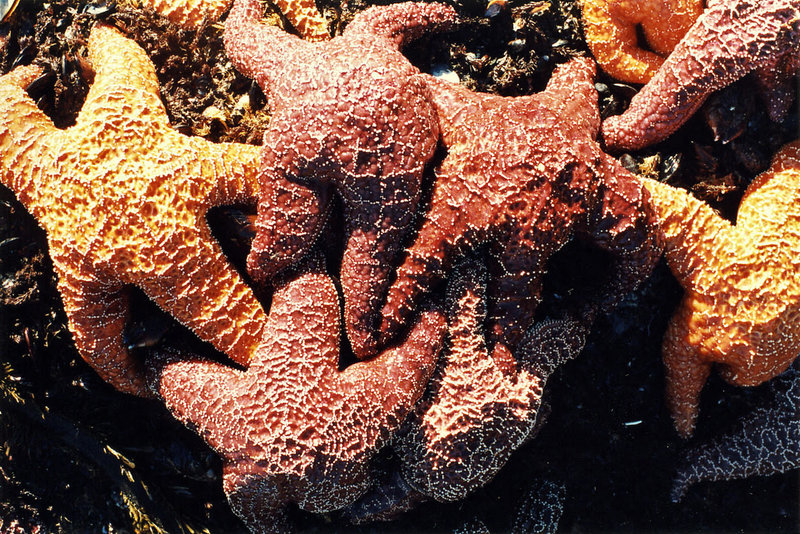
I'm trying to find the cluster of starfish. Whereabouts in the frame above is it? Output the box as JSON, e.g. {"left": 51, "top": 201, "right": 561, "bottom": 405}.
{"left": 1, "top": 0, "right": 800, "bottom": 530}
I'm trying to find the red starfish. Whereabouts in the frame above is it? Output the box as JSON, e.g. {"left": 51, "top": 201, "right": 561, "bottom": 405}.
{"left": 380, "top": 57, "right": 659, "bottom": 361}
{"left": 224, "top": 0, "right": 456, "bottom": 359}
{"left": 148, "top": 260, "right": 446, "bottom": 533}
{"left": 602, "top": 0, "right": 800, "bottom": 151}
{"left": 397, "top": 258, "right": 587, "bottom": 502}
{"left": 344, "top": 258, "right": 587, "bottom": 522}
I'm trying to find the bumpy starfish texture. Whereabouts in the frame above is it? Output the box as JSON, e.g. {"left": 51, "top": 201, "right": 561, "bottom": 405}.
{"left": 602, "top": 0, "right": 800, "bottom": 151}
{"left": 132, "top": 0, "right": 329, "bottom": 39}
{"left": 381, "top": 57, "right": 659, "bottom": 361}
{"left": 149, "top": 262, "right": 446, "bottom": 534}
{"left": 224, "top": 0, "right": 456, "bottom": 358}
{"left": 671, "top": 367, "right": 799, "bottom": 502}
{"left": 580, "top": 0, "right": 702, "bottom": 83}
{"left": 131, "top": 0, "right": 232, "bottom": 29}
{"left": 343, "top": 259, "right": 586, "bottom": 521}
{"left": 641, "top": 140, "right": 800, "bottom": 437}
{"left": 396, "top": 258, "right": 587, "bottom": 503}
{"left": 0, "top": 25, "right": 265, "bottom": 396}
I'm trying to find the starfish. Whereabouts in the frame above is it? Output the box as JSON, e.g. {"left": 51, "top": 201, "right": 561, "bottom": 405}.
{"left": 602, "top": 0, "right": 800, "bottom": 151}
{"left": 580, "top": 0, "right": 702, "bottom": 84}
{"left": 454, "top": 479, "right": 566, "bottom": 534}
{"left": 671, "top": 366, "right": 799, "bottom": 502}
{"left": 380, "top": 57, "right": 660, "bottom": 362}
{"left": 148, "top": 260, "right": 446, "bottom": 534}
{"left": 343, "top": 258, "right": 586, "bottom": 522}
{"left": 0, "top": 25, "right": 266, "bottom": 396}
{"left": 640, "top": 140, "right": 800, "bottom": 438}
{"left": 134, "top": 0, "right": 330, "bottom": 40}
{"left": 224, "top": 0, "right": 457, "bottom": 358}
{"left": 396, "top": 258, "right": 587, "bottom": 503}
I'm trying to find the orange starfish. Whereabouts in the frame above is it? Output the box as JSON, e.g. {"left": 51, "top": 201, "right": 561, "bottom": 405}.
{"left": 0, "top": 24, "right": 266, "bottom": 396}
{"left": 133, "top": 0, "right": 329, "bottom": 40}
{"left": 149, "top": 262, "right": 446, "bottom": 533}
{"left": 642, "top": 140, "right": 800, "bottom": 437}
{"left": 580, "top": 0, "right": 702, "bottom": 83}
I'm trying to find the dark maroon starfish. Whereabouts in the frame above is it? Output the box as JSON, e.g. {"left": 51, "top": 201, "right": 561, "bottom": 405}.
{"left": 224, "top": 0, "right": 457, "bottom": 358}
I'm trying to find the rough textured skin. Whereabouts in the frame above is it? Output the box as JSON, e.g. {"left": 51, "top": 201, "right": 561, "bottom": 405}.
{"left": 511, "top": 479, "right": 567, "bottom": 534}
{"left": 133, "top": 0, "right": 329, "bottom": 38}
{"left": 671, "top": 367, "right": 800, "bottom": 502}
{"left": 580, "top": 0, "right": 702, "bottom": 83}
{"left": 396, "top": 259, "right": 587, "bottom": 502}
{"left": 602, "top": 0, "right": 800, "bottom": 151}
{"left": 0, "top": 25, "right": 265, "bottom": 396}
{"left": 381, "top": 57, "right": 660, "bottom": 361}
{"left": 343, "top": 259, "right": 586, "bottom": 521}
{"left": 224, "top": 0, "right": 456, "bottom": 358}
{"left": 148, "top": 263, "right": 446, "bottom": 534}
{"left": 270, "top": 0, "right": 329, "bottom": 41}
{"left": 641, "top": 140, "right": 800, "bottom": 438}
{"left": 134, "top": 0, "right": 233, "bottom": 29}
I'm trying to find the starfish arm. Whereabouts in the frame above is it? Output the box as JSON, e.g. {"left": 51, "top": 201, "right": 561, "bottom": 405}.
{"left": 379, "top": 170, "right": 476, "bottom": 348}
{"left": 192, "top": 139, "right": 263, "bottom": 206}
{"left": 340, "top": 222, "right": 406, "bottom": 358}
{"left": 602, "top": 1, "right": 800, "bottom": 151}
{"left": 55, "top": 265, "right": 146, "bottom": 396}
{"left": 270, "top": 0, "right": 330, "bottom": 41}
{"left": 342, "top": 2, "right": 457, "bottom": 49}
{"left": 80, "top": 25, "right": 169, "bottom": 132}
{"left": 224, "top": 0, "right": 310, "bottom": 92}
{"left": 585, "top": 159, "right": 661, "bottom": 313}
{"left": 662, "top": 308, "right": 713, "bottom": 438}
{"left": 517, "top": 316, "right": 588, "bottom": 378}
{"left": 752, "top": 50, "right": 800, "bottom": 122}
{"left": 137, "top": 0, "right": 232, "bottom": 29}
{"left": 485, "top": 238, "right": 544, "bottom": 355}
{"left": 398, "top": 258, "right": 546, "bottom": 502}
{"left": 148, "top": 349, "right": 249, "bottom": 455}
{"left": 224, "top": 476, "right": 291, "bottom": 534}
{"left": 671, "top": 368, "right": 800, "bottom": 501}
{"left": 245, "top": 164, "right": 331, "bottom": 283}
{"left": 139, "top": 231, "right": 267, "bottom": 368}
{"left": 0, "top": 65, "right": 59, "bottom": 201}
{"left": 640, "top": 177, "right": 734, "bottom": 293}
{"left": 339, "top": 306, "right": 445, "bottom": 436}
{"left": 639, "top": 0, "right": 704, "bottom": 55}
{"left": 581, "top": 0, "right": 666, "bottom": 83}
{"left": 541, "top": 57, "right": 600, "bottom": 135}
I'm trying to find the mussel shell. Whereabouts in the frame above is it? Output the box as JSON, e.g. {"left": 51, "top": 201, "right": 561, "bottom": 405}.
{"left": 0, "top": 0, "right": 21, "bottom": 23}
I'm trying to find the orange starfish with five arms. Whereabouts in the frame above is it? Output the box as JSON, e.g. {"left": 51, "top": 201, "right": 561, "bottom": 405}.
{"left": 642, "top": 140, "right": 800, "bottom": 438}
{"left": 580, "top": 0, "right": 703, "bottom": 83}
{"left": 0, "top": 24, "right": 266, "bottom": 396}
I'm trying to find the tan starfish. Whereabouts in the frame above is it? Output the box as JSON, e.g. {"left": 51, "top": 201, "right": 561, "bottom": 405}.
{"left": 0, "top": 24, "right": 265, "bottom": 396}
{"left": 642, "top": 140, "right": 800, "bottom": 437}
